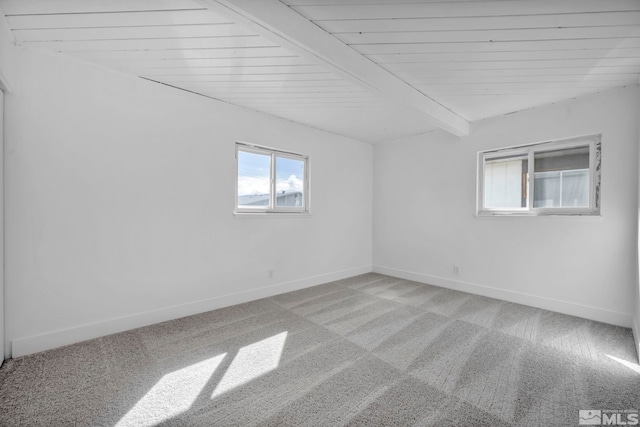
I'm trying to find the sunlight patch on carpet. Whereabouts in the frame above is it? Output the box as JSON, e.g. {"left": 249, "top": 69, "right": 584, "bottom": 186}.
{"left": 606, "top": 354, "right": 640, "bottom": 375}
{"left": 212, "top": 332, "right": 288, "bottom": 398}
{"left": 116, "top": 353, "right": 227, "bottom": 427}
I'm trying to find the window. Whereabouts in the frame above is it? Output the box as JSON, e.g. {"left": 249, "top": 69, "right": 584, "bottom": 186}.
{"left": 478, "top": 135, "right": 601, "bottom": 216}
{"left": 236, "top": 142, "right": 309, "bottom": 213}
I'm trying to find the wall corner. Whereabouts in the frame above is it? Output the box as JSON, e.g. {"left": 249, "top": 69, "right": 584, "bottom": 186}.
{"left": 0, "top": 7, "right": 16, "bottom": 91}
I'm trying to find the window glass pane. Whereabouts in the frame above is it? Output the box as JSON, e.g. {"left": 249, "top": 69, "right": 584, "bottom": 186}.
{"left": 533, "top": 146, "right": 589, "bottom": 208}
{"left": 484, "top": 157, "right": 527, "bottom": 209}
{"left": 533, "top": 171, "right": 561, "bottom": 207}
{"left": 534, "top": 146, "right": 589, "bottom": 172}
{"left": 275, "top": 156, "right": 304, "bottom": 208}
{"left": 237, "top": 150, "right": 271, "bottom": 209}
{"left": 561, "top": 170, "right": 589, "bottom": 207}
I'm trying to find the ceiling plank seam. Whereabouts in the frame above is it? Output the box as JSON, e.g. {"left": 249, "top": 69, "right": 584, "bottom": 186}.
{"left": 200, "top": 0, "right": 470, "bottom": 136}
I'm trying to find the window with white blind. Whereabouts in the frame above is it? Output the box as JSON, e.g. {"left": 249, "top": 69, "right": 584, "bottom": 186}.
{"left": 478, "top": 135, "right": 601, "bottom": 216}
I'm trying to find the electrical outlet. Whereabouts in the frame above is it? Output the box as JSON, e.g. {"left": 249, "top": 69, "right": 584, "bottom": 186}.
{"left": 453, "top": 266, "right": 460, "bottom": 275}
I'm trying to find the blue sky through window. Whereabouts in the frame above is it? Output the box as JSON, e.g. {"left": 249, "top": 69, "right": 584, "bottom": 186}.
{"left": 237, "top": 150, "right": 270, "bottom": 197}
{"left": 276, "top": 156, "right": 304, "bottom": 194}
{"left": 237, "top": 149, "right": 304, "bottom": 198}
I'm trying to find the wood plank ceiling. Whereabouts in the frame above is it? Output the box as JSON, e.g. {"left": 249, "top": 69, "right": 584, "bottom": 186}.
{"left": 286, "top": 0, "right": 640, "bottom": 122}
{"left": 1, "top": 0, "right": 639, "bottom": 143}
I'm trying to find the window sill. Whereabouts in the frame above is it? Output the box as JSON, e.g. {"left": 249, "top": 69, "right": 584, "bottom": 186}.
{"left": 474, "top": 213, "right": 603, "bottom": 222}
{"left": 234, "top": 212, "right": 311, "bottom": 218}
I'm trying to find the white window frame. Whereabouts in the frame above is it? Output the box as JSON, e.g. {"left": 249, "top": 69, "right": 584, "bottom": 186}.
{"left": 477, "top": 135, "right": 601, "bottom": 216}
{"left": 235, "top": 142, "right": 309, "bottom": 214}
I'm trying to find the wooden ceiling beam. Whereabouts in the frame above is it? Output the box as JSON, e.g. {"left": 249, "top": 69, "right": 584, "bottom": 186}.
{"left": 200, "top": 0, "right": 470, "bottom": 136}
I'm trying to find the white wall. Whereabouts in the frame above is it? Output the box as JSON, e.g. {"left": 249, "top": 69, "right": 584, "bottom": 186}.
{"left": 5, "top": 47, "right": 373, "bottom": 357}
{"left": 374, "top": 86, "right": 640, "bottom": 327}
{"left": 635, "top": 88, "right": 640, "bottom": 360}
{"left": 0, "top": 10, "right": 15, "bottom": 89}
{"left": 0, "top": 88, "right": 4, "bottom": 363}
{"left": 0, "top": 10, "right": 15, "bottom": 363}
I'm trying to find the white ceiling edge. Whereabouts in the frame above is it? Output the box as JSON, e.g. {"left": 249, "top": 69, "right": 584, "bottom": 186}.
{"left": 469, "top": 84, "right": 640, "bottom": 128}
{"left": 200, "top": 0, "right": 470, "bottom": 137}
{"left": 372, "top": 84, "right": 640, "bottom": 146}
{"left": 0, "top": 6, "right": 16, "bottom": 91}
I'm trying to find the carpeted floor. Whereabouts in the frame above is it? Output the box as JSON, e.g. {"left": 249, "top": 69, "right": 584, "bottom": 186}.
{"left": 0, "top": 273, "right": 638, "bottom": 426}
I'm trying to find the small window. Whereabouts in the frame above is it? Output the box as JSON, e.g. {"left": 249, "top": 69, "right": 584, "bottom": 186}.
{"left": 478, "top": 135, "right": 601, "bottom": 216}
{"left": 236, "top": 142, "right": 308, "bottom": 213}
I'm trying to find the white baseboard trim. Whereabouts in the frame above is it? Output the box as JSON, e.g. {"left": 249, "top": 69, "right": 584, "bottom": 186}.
{"left": 373, "top": 265, "right": 633, "bottom": 328}
{"left": 11, "top": 265, "right": 372, "bottom": 358}
{"left": 633, "top": 314, "right": 640, "bottom": 363}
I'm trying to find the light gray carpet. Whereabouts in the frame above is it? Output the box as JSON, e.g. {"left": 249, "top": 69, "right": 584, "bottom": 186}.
{"left": 1, "top": 273, "right": 638, "bottom": 426}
